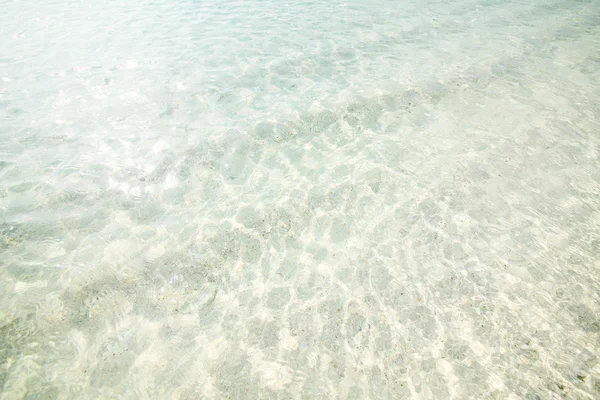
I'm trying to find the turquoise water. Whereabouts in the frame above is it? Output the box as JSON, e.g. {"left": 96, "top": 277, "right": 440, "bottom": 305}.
{"left": 1, "top": 0, "right": 600, "bottom": 398}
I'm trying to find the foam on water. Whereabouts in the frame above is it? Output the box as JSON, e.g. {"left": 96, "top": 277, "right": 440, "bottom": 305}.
{"left": 1, "top": 0, "right": 600, "bottom": 398}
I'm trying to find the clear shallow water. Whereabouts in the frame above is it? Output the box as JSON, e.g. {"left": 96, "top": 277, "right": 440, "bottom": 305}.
{"left": 1, "top": 0, "right": 599, "bottom": 398}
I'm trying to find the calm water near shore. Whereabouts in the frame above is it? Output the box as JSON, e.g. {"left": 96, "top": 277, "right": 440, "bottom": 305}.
{"left": 1, "top": 0, "right": 600, "bottom": 398}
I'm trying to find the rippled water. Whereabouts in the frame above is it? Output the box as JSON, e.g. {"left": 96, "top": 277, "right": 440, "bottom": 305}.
{"left": 1, "top": 0, "right": 599, "bottom": 398}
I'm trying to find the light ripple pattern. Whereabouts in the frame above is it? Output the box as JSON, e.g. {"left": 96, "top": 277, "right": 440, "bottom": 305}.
{"left": 1, "top": 0, "right": 600, "bottom": 399}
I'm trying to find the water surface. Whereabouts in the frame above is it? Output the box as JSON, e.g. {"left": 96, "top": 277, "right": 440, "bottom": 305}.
{"left": 1, "top": 0, "right": 600, "bottom": 398}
